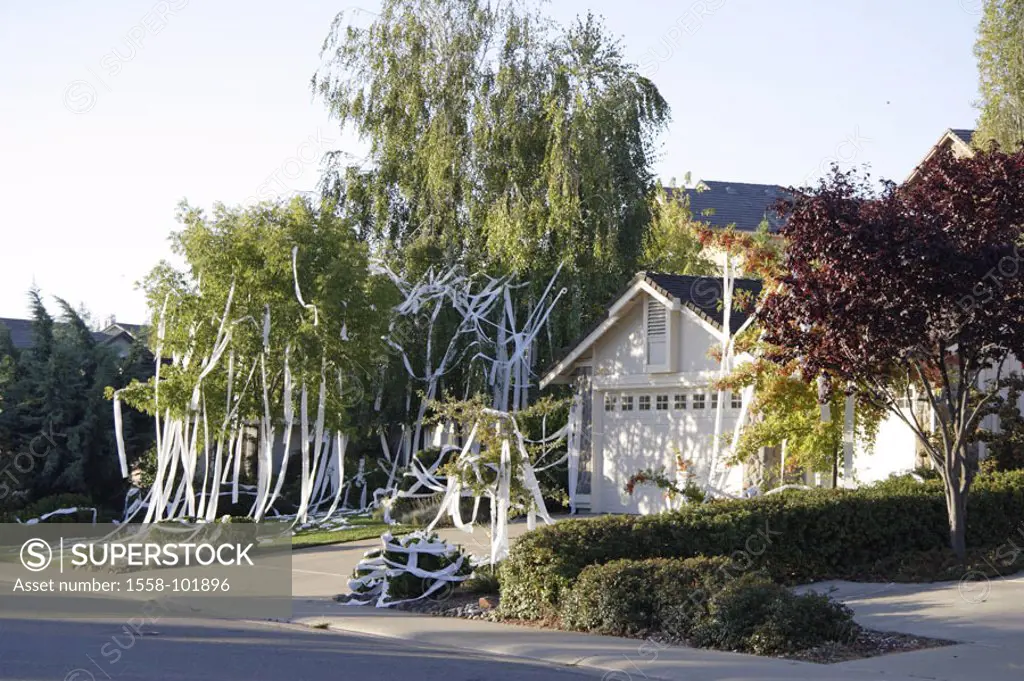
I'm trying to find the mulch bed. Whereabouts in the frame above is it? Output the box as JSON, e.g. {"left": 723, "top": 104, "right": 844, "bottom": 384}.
{"left": 782, "top": 629, "right": 956, "bottom": 664}
{"left": 389, "top": 592, "right": 957, "bottom": 664}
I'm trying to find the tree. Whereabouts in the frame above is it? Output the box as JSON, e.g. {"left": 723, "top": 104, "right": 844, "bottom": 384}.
{"left": 0, "top": 291, "right": 154, "bottom": 511}
{"left": 122, "top": 196, "right": 396, "bottom": 519}
{"left": 724, "top": 355, "right": 881, "bottom": 486}
{"left": 974, "top": 0, "right": 1024, "bottom": 150}
{"left": 312, "top": 0, "right": 669, "bottom": 357}
{"left": 760, "top": 150, "right": 1024, "bottom": 559}
{"left": 643, "top": 183, "right": 715, "bottom": 275}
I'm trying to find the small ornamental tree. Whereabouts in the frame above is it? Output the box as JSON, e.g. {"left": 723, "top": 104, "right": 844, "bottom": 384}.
{"left": 760, "top": 149, "right": 1024, "bottom": 560}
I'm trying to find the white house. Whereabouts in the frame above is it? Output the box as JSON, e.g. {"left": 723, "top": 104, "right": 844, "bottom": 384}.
{"left": 540, "top": 127, "right": 1024, "bottom": 515}
{"left": 539, "top": 269, "right": 935, "bottom": 514}
{"left": 541, "top": 272, "right": 764, "bottom": 513}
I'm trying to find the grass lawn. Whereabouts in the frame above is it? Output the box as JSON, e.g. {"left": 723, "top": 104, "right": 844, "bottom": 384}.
{"left": 291, "top": 517, "right": 414, "bottom": 550}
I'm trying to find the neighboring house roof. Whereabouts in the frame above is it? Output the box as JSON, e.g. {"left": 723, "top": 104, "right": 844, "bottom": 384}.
{"left": 540, "top": 272, "right": 762, "bottom": 388}
{"left": 0, "top": 317, "right": 144, "bottom": 351}
{"left": 906, "top": 127, "right": 976, "bottom": 182}
{"left": 0, "top": 318, "right": 36, "bottom": 350}
{"left": 664, "top": 181, "right": 790, "bottom": 233}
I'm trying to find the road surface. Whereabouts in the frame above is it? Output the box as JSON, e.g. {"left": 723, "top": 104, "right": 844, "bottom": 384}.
{"left": 0, "top": 617, "right": 602, "bottom": 681}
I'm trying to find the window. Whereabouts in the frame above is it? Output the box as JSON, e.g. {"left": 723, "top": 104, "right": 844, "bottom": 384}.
{"left": 692, "top": 393, "right": 706, "bottom": 410}
{"left": 622, "top": 395, "right": 634, "bottom": 411}
{"left": 639, "top": 395, "right": 651, "bottom": 411}
{"left": 674, "top": 394, "right": 687, "bottom": 410}
{"left": 710, "top": 392, "right": 719, "bottom": 409}
{"left": 646, "top": 300, "right": 667, "bottom": 366}
{"left": 605, "top": 394, "right": 617, "bottom": 412}
{"left": 731, "top": 392, "right": 743, "bottom": 409}
{"left": 656, "top": 395, "right": 669, "bottom": 411}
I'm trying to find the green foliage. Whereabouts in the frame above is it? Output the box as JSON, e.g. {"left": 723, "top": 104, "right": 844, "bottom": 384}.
{"left": 689, "top": 573, "right": 858, "bottom": 655}
{"left": 974, "top": 0, "right": 1024, "bottom": 150}
{"left": 977, "top": 376, "right": 1024, "bottom": 472}
{"left": 313, "top": 0, "right": 670, "bottom": 366}
{"left": 426, "top": 395, "right": 571, "bottom": 511}
{"left": 351, "top": 532, "right": 472, "bottom": 600}
{"left": 128, "top": 196, "right": 396, "bottom": 435}
{"left": 7, "top": 493, "right": 98, "bottom": 523}
{"left": 560, "top": 556, "right": 734, "bottom": 636}
{"left": 560, "top": 557, "right": 857, "bottom": 655}
{"left": 642, "top": 183, "right": 715, "bottom": 275}
{"left": 462, "top": 563, "right": 501, "bottom": 594}
{"left": 0, "top": 293, "right": 154, "bottom": 511}
{"left": 726, "top": 358, "right": 883, "bottom": 479}
{"left": 498, "top": 470, "right": 1024, "bottom": 620}
{"left": 624, "top": 461, "right": 706, "bottom": 505}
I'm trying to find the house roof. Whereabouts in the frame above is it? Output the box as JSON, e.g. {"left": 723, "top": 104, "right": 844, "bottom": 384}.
{"left": 664, "top": 181, "right": 790, "bottom": 233}
{"left": 906, "top": 128, "right": 976, "bottom": 182}
{"left": 0, "top": 317, "right": 143, "bottom": 351}
{"left": 949, "top": 129, "right": 975, "bottom": 146}
{"left": 540, "top": 272, "right": 762, "bottom": 387}
{"left": 0, "top": 318, "right": 36, "bottom": 350}
{"left": 644, "top": 273, "right": 762, "bottom": 331}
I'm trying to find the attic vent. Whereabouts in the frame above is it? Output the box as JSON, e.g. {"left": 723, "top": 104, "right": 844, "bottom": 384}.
{"left": 646, "top": 299, "right": 667, "bottom": 366}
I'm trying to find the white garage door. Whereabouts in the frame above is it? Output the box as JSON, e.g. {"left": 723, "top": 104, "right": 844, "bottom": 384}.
{"left": 600, "top": 390, "right": 739, "bottom": 514}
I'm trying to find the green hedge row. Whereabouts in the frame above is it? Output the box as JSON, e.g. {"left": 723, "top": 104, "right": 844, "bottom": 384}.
{"left": 560, "top": 556, "right": 735, "bottom": 636}
{"left": 499, "top": 471, "right": 1024, "bottom": 620}
{"left": 560, "top": 557, "right": 858, "bottom": 655}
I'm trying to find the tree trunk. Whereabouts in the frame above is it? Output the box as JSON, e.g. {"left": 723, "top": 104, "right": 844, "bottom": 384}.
{"left": 947, "top": 483, "right": 968, "bottom": 562}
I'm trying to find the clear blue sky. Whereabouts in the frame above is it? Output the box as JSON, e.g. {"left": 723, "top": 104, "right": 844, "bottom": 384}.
{"left": 0, "top": 0, "right": 981, "bottom": 324}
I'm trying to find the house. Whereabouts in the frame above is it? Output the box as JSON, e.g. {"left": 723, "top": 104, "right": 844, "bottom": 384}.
{"left": 541, "top": 272, "right": 762, "bottom": 513}
{"left": 0, "top": 317, "right": 144, "bottom": 358}
{"left": 543, "top": 128, "right": 992, "bottom": 514}
{"left": 906, "top": 128, "right": 975, "bottom": 182}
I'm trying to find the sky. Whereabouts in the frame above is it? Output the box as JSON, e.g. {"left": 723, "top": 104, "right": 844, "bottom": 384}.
{"left": 0, "top": 0, "right": 982, "bottom": 324}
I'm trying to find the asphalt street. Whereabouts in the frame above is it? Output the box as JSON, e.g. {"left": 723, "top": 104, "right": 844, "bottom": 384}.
{"left": 0, "top": 617, "right": 603, "bottom": 681}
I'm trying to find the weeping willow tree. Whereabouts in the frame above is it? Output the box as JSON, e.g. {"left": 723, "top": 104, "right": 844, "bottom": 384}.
{"left": 312, "top": 0, "right": 670, "bottom": 363}
{"left": 974, "top": 0, "right": 1024, "bottom": 150}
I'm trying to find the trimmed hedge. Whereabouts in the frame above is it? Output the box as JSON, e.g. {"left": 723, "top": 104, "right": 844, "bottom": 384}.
{"left": 560, "top": 556, "right": 736, "bottom": 636}
{"left": 500, "top": 470, "right": 1024, "bottom": 620}
{"left": 688, "top": 572, "right": 858, "bottom": 655}
{"left": 560, "top": 557, "right": 857, "bottom": 655}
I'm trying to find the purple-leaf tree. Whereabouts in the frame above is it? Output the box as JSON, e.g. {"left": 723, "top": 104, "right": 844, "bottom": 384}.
{"left": 760, "top": 148, "right": 1024, "bottom": 559}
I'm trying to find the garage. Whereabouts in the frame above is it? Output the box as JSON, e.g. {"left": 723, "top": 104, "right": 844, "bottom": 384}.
{"left": 598, "top": 389, "right": 741, "bottom": 514}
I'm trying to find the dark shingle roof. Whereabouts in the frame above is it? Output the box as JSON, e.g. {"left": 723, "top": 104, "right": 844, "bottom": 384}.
{"left": 665, "top": 181, "right": 790, "bottom": 233}
{"left": 643, "top": 273, "right": 762, "bottom": 332}
{"left": 950, "top": 129, "right": 975, "bottom": 146}
{"left": 0, "top": 318, "right": 36, "bottom": 350}
{"left": 0, "top": 318, "right": 143, "bottom": 351}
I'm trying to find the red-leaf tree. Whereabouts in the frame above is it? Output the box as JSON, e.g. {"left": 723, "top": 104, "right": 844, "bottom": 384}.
{"left": 760, "top": 148, "right": 1024, "bottom": 559}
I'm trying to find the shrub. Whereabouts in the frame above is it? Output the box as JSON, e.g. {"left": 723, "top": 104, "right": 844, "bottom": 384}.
{"left": 375, "top": 494, "right": 494, "bottom": 527}
{"left": 689, "top": 573, "right": 857, "bottom": 655}
{"left": 461, "top": 564, "right": 501, "bottom": 594}
{"left": 349, "top": 532, "right": 472, "bottom": 603}
{"left": 13, "top": 494, "right": 97, "bottom": 523}
{"left": 560, "top": 556, "right": 735, "bottom": 636}
{"left": 499, "top": 469, "right": 1024, "bottom": 619}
